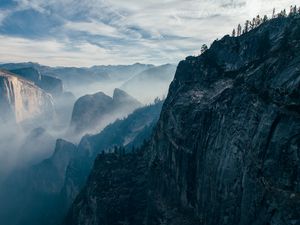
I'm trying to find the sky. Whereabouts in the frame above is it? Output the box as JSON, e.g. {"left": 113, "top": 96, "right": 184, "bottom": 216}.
{"left": 0, "top": 0, "right": 296, "bottom": 67}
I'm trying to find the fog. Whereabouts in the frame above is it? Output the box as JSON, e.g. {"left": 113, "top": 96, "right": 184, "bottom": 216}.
{"left": 0, "top": 63, "right": 176, "bottom": 185}
{"left": 66, "top": 80, "right": 124, "bottom": 99}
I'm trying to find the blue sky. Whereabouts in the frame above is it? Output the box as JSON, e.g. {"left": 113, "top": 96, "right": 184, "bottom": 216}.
{"left": 0, "top": 0, "right": 295, "bottom": 66}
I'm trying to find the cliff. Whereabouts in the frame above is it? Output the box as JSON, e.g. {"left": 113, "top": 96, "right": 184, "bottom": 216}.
{"left": 69, "top": 88, "right": 142, "bottom": 137}
{"left": 66, "top": 16, "right": 300, "bottom": 225}
{"left": 63, "top": 100, "right": 164, "bottom": 208}
{"left": 10, "top": 67, "right": 63, "bottom": 96}
{"left": 0, "top": 70, "right": 55, "bottom": 126}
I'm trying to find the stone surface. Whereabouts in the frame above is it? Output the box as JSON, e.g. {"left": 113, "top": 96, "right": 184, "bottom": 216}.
{"left": 63, "top": 100, "right": 164, "bottom": 208}
{"left": 0, "top": 69, "right": 55, "bottom": 126}
{"left": 66, "top": 16, "right": 300, "bottom": 225}
{"left": 69, "top": 88, "right": 142, "bottom": 137}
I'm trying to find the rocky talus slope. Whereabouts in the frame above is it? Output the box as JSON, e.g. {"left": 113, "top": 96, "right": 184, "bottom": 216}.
{"left": 65, "top": 16, "right": 300, "bottom": 225}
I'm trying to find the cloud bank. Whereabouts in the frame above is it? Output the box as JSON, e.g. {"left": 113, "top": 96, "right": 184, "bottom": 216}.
{"left": 0, "top": 0, "right": 296, "bottom": 66}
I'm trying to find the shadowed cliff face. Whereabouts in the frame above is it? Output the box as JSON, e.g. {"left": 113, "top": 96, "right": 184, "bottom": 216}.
{"left": 66, "top": 16, "right": 300, "bottom": 225}
{"left": 147, "top": 16, "right": 300, "bottom": 225}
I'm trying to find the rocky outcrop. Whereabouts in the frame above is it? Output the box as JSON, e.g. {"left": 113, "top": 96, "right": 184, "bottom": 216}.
{"left": 69, "top": 88, "right": 142, "bottom": 137}
{"left": 0, "top": 70, "right": 55, "bottom": 126}
{"left": 10, "top": 67, "right": 63, "bottom": 96}
{"left": 66, "top": 16, "right": 300, "bottom": 225}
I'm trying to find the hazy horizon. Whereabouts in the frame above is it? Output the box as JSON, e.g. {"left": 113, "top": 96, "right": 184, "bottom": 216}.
{"left": 0, "top": 61, "right": 172, "bottom": 68}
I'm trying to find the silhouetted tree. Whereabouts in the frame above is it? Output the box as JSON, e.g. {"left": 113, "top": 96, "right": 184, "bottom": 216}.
{"left": 282, "top": 9, "right": 287, "bottom": 17}
{"left": 249, "top": 20, "right": 254, "bottom": 30}
{"left": 256, "top": 15, "right": 261, "bottom": 26}
{"left": 263, "top": 15, "right": 268, "bottom": 23}
{"left": 231, "top": 7, "right": 297, "bottom": 38}
{"left": 201, "top": 44, "right": 208, "bottom": 54}
{"left": 272, "top": 8, "right": 276, "bottom": 18}
{"left": 244, "top": 20, "right": 249, "bottom": 33}
{"left": 293, "top": 5, "right": 297, "bottom": 15}
{"left": 232, "top": 28, "right": 236, "bottom": 37}
{"left": 252, "top": 18, "right": 256, "bottom": 28}
{"left": 237, "top": 24, "right": 242, "bottom": 36}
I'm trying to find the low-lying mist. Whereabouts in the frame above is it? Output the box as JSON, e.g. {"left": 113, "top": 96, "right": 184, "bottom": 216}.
{"left": 0, "top": 63, "right": 176, "bottom": 186}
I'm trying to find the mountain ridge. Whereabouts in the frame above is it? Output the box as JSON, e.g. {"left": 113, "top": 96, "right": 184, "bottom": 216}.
{"left": 65, "top": 15, "right": 300, "bottom": 225}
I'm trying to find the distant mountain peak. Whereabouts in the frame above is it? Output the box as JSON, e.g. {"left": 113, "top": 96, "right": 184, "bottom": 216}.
{"left": 113, "top": 88, "right": 132, "bottom": 99}
{"left": 113, "top": 88, "right": 142, "bottom": 106}
{"left": 69, "top": 89, "right": 142, "bottom": 138}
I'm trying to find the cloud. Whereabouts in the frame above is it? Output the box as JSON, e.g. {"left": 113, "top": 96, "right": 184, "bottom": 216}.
{"left": 0, "top": 0, "right": 297, "bottom": 66}
{"left": 64, "top": 20, "right": 121, "bottom": 38}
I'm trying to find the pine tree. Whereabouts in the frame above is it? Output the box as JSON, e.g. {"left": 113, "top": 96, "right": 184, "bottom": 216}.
{"left": 272, "top": 8, "right": 276, "bottom": 18}
{"left": 232, "top": 29, "right": 236, "bottom": 37}
{"left": 249, "top": 19, "right": 255, "bottom": 30}
{"left": 283, "top": 9, "right": 287, "bottom": 17}
{"left": 290, "top": 5, "right": 294, "bottom": 15}
{"left": 201, "top": 44, "right": 208, "bottom": 54}
{"left": 263, "top": 15, "right": 268, "bottom": 23}
{"left": 244, "top": 20, "right": 249, "bottom": 33}
{"left": 237, "top": 24, "right": 242, "bottom": 36}
{"left": 256, "top": 15, "right": 261, "bottom": 26}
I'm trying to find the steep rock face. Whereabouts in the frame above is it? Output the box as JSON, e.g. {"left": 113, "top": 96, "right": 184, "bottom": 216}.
{"left": 10, "top": 67, "right": 63, "bottom": 96}
{"left": 65, "top": 153, "right": 148, "bottom": 225}
{"left": 66, "top": 16, "right": 300, "bottom": 225}
{"left": 69, "top": 88, "right": 142, "bottom": 137}
{"left": 0, "top": 70, "right": 55, "bottom": 126}
{"left": 63, "top": 101, "right": 163, "bottom": 207}
{"left": 146, "top": 16, "right": 300, "bottom": 225}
